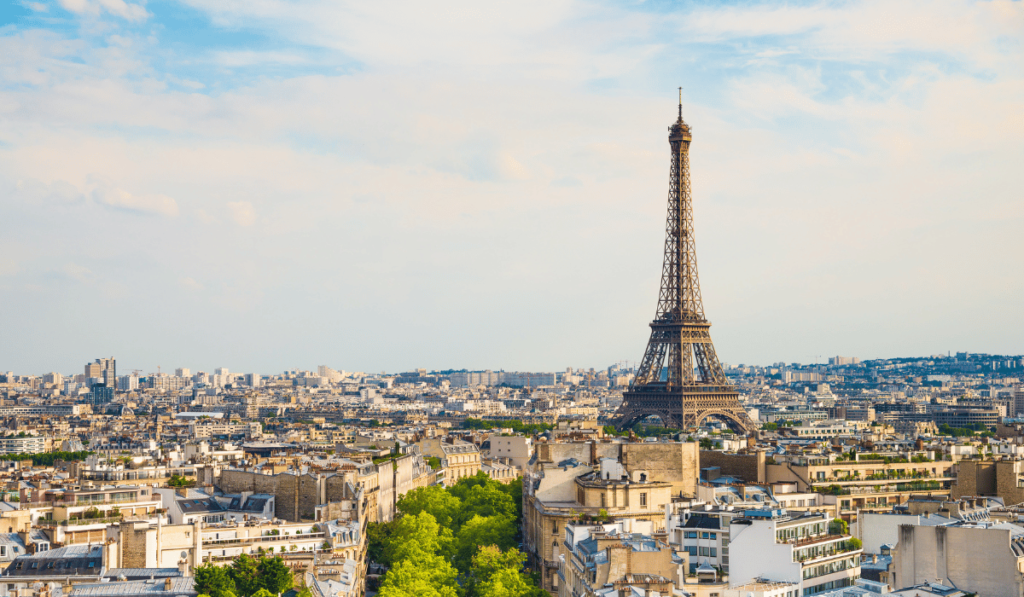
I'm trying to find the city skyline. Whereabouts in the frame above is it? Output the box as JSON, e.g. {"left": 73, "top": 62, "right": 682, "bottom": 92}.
{"left": 1, "top": 1, "right": 1022, "bottom": 374}
{"left": 10, "top": 350, "right": 1024, "bottom": 380}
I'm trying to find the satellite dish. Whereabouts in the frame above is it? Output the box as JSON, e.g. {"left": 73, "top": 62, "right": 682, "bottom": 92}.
{"left": 181, "top": 551, "right": 187, "bottom": 559}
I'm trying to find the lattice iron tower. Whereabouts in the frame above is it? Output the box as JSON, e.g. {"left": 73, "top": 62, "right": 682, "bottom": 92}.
{"left": 613, "top": 93, "right": 754, "bottom": 434}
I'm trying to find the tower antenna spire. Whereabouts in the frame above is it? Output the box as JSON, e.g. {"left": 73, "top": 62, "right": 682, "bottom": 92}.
{"left": 678, "top": 87, "right": 683, "bottom": 120}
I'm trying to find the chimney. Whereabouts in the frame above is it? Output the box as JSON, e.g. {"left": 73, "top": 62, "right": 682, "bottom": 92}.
{"left": 164, "top": 578, "right": 173, "bottom": 591}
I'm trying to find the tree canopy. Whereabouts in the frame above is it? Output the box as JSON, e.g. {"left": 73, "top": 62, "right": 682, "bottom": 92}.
{"left": 371, "top": 472, "right": 541, "bottom": 597}
{"left": 193, "top": 553, "right": 293, "bottom": 597}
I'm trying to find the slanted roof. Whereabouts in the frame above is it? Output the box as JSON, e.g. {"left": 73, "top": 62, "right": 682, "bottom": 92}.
{"left": 3, "top": 544, "right": 103, "bottom": 577}
{"left": 177, "top": 497, "right": 225, "bottom": 514}
{"left": 682, "top": 514, "right": 721, "bottom": 530}
{"left": 69, "top": 577, "right": 196, "bottom": 597}
{"left": 102, "top": 569, "right": 183, "bottom": 581}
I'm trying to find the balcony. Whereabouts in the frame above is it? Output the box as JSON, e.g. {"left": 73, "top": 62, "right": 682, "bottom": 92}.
{"left": 37, "top": 514, "right": 154, "bottom": 527}
{"left": 202, "top": 531, "right": 326, "bottom": 546}
{"left": 789, "top": 532, "right": 844, "bottom": 549}
{"left": 794, "top": 538, "right": 861, "bottom": 564}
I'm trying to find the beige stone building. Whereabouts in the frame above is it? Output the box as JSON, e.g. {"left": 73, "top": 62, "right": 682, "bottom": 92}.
{"left": 558, "top": 519, "right": 683, "bottom": 597}
{"left": 950, "top": 458, "right": 1024, "bottom": 505}
{"left": 524, "top": 440, "right": 698, "bottom": 594}
{"left": 894, "top": 521, "right": 1024, "bottom": 597}
{"left": 419, "top": 438, "right": 481, "bottom": 486}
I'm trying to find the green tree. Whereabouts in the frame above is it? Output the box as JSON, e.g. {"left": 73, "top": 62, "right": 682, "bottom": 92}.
{"left": 829, "top": 519, "right": 849, "bottom": 535}
{"left": 385, "top": 511, "right": 454, "bottom": 564}
{"left": 378, "top": 555, "right": 460, "bottom": 597}
{"left": 228, "top": 553, "right": 261, "bottom": 597}
{"left": 454, "top": 515, "right": 517, "bottom": 571}
{"left": 367, "top": 519, "right": 398, "bottom": 565}
{"left": 450, "top": 471, "right": 494, "bottom": 501}
{"left": 194, "top": 563, "right": 236, "bottom": 597}
{"left": 256, "top": 556, "right": 294, "bottom": 595}
{"left": 500, "top": 477, "right": 524, "bottom": 520}
{"left": 457, "top": 484, "right": 517, "bottom": 528}
{"left": 468, "top": 546, "right": 546, "bottom": 597}
{"left": 396, "top": 486, "right": 462, "bottom": 529}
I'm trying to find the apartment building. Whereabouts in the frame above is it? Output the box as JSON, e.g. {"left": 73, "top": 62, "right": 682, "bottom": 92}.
{"left": 558, "top": 519, "right": 681, "bottom": 597}
{"left": 0, "top": 435, "right": 46, "bottom": 455}
{"left": 950, "top": 458, "right": 1024, "bottom": 505}
{"left": 192, "top": 421, "right": 262, "bottom": 440}
{"left": 23, "top": 485, "right": 162, "bottom": 545}
{"left": 421, "top": 438, "right": 480, "bottom": 486}
{"left": 767, "top": 454, "right": 953, "bottom": 520}
{"left": 488, "top": 434, "right": 532, "bottom": 471}
{"left": 199, "top": 520, "right": 327, "bottom": 562}
{"left": 893, "top": 520, "right": 1024, "bottom": 597}
{"left": 729, "top": 510, "right": 862, "bottom": 596}
{"left": 524, "top": 440, "right": 698, "bottom": 594}
{"left": 0, "top": 405, "right": 81, "bottom": 417}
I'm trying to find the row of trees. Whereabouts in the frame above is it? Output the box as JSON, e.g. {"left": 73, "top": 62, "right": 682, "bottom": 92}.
{"left": 462, "top": 418, "right": 553, "bottom": 435}
{"left": 601, "top": 424, "right": 677, "bottom": 438}
{"left": 369, "top": 472, "right": 545, "bottom": 597}
{"left": 0, "top": 450, "right": 93, "bottom": 466}
{"left": 938, "top": 423, "right": 995, "bottom": 438}
{"left": 193, "top": 553, "right": 297, "bottom": 597}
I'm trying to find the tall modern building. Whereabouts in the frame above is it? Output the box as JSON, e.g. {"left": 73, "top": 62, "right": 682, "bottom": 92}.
{"left": 85, "top": 357, "right": 117, "bottom": 390}
{"left": 613, "top": 97, "right": 753, "bottom": 434}
{"left": 90, "top": 384, "right": 115, "bottom": 406}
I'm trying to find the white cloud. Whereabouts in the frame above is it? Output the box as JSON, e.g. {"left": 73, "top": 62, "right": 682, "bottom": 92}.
{"left": 58, "top": 0, "right": 148, "bottom": 22}
{"left": 227, "top": 201, "right": 256, "bottom": 226}
{"left": 211, "top": 50, "right": 310, "bottom": 68}
{"left": 180, "top": 277, "right": 204, "bottom": 290}
{"left": 62, "top": 262, "right": 94, "bottom": 283}
{"left": 22, "top": 1, "right": 48, "bottom": 12}
{"left": 0, "top": 256, "right": 17, "bottom": 277}
{"left": 93, "top": 185, "right": 179, "bottom": 217}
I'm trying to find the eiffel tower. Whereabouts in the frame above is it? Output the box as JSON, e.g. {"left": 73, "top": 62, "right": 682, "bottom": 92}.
{"left": 613, "top": 92, "right": 754, "bottom": 434}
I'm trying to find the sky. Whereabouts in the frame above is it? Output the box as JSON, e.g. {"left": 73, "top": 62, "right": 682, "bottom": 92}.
{"left": 0, "top": 0, "right": 1022, "bottom": 377}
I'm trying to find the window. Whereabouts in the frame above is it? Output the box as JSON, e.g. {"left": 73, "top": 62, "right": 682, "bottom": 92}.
{"left": 640, "top": 492, "right": 647, "bottom": 507}
{"left": 699, "top": 547, "right": 709, "bottom": 556}
{"left": 701, "top": 532, "right": 709, "bottom": 539}
{"left": 709, "top": 532, "right": 717, "bottom": 540}
{"left": 553, "top": 522, "right": 559, "bottom": 534}
{"left": 710, "top": 548, "right": 717, "bottom": 557}
{"left": 686, "top": 546, "right": 697, "bottom": 556}
{"left": 685, "top": 531, "right": 698, "bottom": 539}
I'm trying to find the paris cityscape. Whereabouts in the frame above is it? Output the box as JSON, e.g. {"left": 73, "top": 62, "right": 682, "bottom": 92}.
{"left": 1, "top": 2, "right": 1022, "bottom": 597}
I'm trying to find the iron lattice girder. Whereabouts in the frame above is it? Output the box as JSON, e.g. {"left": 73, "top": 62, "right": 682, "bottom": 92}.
{"left": 613, "top": 106, "right": 753, "bottom": 435}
